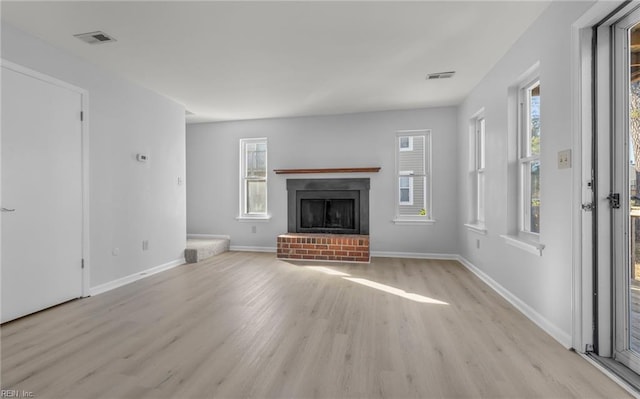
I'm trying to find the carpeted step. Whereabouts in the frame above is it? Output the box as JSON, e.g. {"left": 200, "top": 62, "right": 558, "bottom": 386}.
{"left": 185, "top": 238, "right": 229, "bottom": 263}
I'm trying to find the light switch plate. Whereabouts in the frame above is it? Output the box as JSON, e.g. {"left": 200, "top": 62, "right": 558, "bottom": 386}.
{"left": 558, "top": 149, "right": 571, "bottom": 169}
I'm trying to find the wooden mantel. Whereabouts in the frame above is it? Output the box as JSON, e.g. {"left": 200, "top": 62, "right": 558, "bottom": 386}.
{"left": 273, "top": 167, "right": 381, "bottom": 175}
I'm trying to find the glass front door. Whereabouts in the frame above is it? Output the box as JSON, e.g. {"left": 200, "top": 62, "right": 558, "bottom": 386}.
{"left": 612, "top": 9, "right": 640, "bottom": 374}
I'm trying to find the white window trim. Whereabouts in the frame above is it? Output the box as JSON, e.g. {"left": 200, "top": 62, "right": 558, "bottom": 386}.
{"left": 395, "top": 129, "right": 433, "bottom": 223}
{"left": 467, "top": 110, "right": 487, "bottom": 233}
{"left": 464, "top": 223, "right": 487, "bottom": 235}
{"left": 501, "top": 63, "right": 544, "bottom": 254}
{"left": 501, "top": 234, "right": 544, "bottom": 256}
{"left": 393, "top": 218, "right": 436, "bottom": 225}
{"left": 476, "top": 118, "right": 486, "bottom": 225}
{"left": 235, "top": 215, "right": 272, "bottom": 221}
{"left": 238, "top": 137, "right": 270, "bottom": 220}
{"left": 517, "top": 75, "right": 541, "bottom": 239}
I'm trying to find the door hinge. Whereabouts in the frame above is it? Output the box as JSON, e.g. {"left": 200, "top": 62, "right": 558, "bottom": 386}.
{"left": 81, "top": 258, "right": 85, "bottom": 269}
{"left": 80, "top": 111, "right": 84, "bottom": 121}
{"left": 607, "top": 193, "right": 620, "bottom": 209}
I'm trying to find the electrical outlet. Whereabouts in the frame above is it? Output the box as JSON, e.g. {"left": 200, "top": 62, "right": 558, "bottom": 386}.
{"left": 558, "top": 149, "right": 571, "bottom": 169}
{"left": 476, "top": 239, "right": 480, "bottom": 249}
{"left": 142, "top": 240, "right": 149, "bottom": 251}
{"left": 251, "top": 226, "right": 257, "bottom": 234}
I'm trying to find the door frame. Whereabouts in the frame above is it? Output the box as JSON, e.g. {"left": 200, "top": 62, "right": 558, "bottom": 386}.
{"left": 571, "top": 18, "right": 594, "bottom": 355}
{"left": 610, "top": 6, "right": 640, "bottom": 371}
{"left": 573, "top": 0, "right": 640, "bottom": 358}
{"left": 1, "top": 59, "right": 90, "bottom": 297}
{"left": 573, "top": 0, "right": 625, "bottom": 355}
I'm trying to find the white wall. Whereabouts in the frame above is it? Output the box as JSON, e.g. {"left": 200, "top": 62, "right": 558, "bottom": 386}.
{"left": 456, "top": 1, "right": 594, "bottom": 347}
{"left": 187, "top": 107, "right": 458, "bottom": 255}
{"left": 0, "top": 1, "right": 593, "bottom": 349}
{"left": 1, "top": 24, "right": 187, "bottom": 289}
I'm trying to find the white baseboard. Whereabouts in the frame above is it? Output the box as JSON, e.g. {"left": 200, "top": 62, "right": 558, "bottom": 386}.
{"left": 89, "top": 257, "right": 185, "bottom": 296}
{"left": 371, "top": 251, "right": 459, "bottom": 260}
{"left": 187, "top": 233, "right": 231, "bottom": 240}
{"left": 227, "top": 248, "right": 457, "bottom": 262}
{"left": 230, "top": 246, "right": 276, "bottom": 253}
{"left": 229, "top": 248, "right": 456, "bottom": 260}
{"left": 456, "top": 255, "right": 572, "bottom": 349}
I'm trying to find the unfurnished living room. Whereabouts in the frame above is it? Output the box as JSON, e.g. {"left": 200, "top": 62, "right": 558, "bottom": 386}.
{"left": 4, "top": 1, "right": 640, "bottom": 398}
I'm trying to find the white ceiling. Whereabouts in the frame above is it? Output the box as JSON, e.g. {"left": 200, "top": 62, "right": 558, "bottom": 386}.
{"left": 1, "top": 1, "right": 550, "bottom": 123}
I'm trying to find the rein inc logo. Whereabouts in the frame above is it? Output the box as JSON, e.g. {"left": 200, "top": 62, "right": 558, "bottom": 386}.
{"left": 1, "top": 390, "right": 34, "bottom": 398}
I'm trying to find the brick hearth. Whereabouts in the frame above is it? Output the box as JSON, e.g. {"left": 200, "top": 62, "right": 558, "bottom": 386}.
{"left": 277, "top": 233, "right": 370, "bottom": 263}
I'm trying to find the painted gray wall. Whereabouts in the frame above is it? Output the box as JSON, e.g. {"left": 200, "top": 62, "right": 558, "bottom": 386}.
{"left": 186, "top": 107, "right": 458, "bottom": 255}
{"left": 1, "top": 0, "right": 596, "bottom": 350}
{"left": 1, "top": 24, "right": 187, "bottom": 288}
{"left": 456, "top": 1, "right": 594, "bottom": 346}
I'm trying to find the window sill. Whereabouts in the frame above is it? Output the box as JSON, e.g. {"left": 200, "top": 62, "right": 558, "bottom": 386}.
{"left": 500, "top": 234, "right": 545, "bottom": 256}
{"left": 236, "top": 215, "right": 272, "bottom": 222}
{"left": 393, "top": 218, "right": 435, "bottom": 225}
{"left": 464, "top": 223, "right": 487, "bottom": 235}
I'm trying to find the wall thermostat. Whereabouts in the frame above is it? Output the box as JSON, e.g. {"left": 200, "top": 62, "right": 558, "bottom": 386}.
{"left": 136, "top": 153, "right": 148, "bottom": 162}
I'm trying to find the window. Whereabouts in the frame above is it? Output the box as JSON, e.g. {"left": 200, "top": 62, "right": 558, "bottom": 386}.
{"left": 239, "top": 138, "right": 268, "bottom": 218}
{"left": 399, "top": 136, "right": 413, "bottom": 151}
{"left": 473, "top": 115, "right": 486, "bottom": 226}
{"left": 519, "top": 79, "right": 540, "bottom": 235}
{"left": 395, "top": 130, "right": 431, "bottom": 223}
{"left": 500, "top": 65, "right": 543, "bottom": 255}
{"left": 399, "top": 172, "right": 414, "bottom": 205}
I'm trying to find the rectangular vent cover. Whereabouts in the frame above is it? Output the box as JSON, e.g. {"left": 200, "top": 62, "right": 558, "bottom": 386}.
{"left": 74, "top": 31, "right": 116, "bottom": 45}
{"left": 427, "top": 71, "right": 455, "bottom": 80}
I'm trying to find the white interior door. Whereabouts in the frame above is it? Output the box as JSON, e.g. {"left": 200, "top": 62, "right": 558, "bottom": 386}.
{"left": 1, "top": 64, "right": 83, "bottom": 323}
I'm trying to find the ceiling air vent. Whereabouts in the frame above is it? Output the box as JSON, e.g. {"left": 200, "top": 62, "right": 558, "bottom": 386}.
{"left": 74, "top": 31, "right": 117, "bottom": 45}
{"left": 426, "top": 71, "right": 456, "bottom": 80}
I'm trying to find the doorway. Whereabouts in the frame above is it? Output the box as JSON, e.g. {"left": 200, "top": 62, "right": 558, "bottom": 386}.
{"left": 1, "top": 62, "right": 87, "bottom": 323}
{"left": 608, "top": 7, "right": 640, "bottom": 375}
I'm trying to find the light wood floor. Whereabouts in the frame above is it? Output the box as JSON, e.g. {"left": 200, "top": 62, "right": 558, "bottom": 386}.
{"left": 1, "top": 252, "right": 633, "bottom": 398}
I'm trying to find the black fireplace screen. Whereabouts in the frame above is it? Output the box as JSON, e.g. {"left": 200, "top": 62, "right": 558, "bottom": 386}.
{"left": 287, "top": 178, "right": 370, "bottom": 235}
{"left": 300, "top": 199, "right": 355, "bottom": 230}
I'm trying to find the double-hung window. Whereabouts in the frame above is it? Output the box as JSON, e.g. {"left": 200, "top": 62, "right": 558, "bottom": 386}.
{"left": 519, "top": 79, "right": 541, "bottom": 235}
{"left": 395, "top": 130, "right": 431, "bottom": 223}
{"left": 501, "top": 66, "right": 543, "bottom": 255}
{"left": 474, "top": 116, "right": 486, "bottom": 226}
{"left": 239, "top": 138, "right": 268, "bottom": 218}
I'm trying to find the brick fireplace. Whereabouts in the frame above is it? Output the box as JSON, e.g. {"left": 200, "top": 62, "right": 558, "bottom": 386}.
{"left": 277, "top": 233, "right": 370, "bottom": 263}
{"left": 277, "top": 178, "right": 370, "bottom": 263}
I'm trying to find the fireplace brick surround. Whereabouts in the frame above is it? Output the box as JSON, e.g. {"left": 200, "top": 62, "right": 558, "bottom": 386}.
{"left": 277, "top": 233, "right": 370, "bottom": 263}
{"left": 278, "top": 176, "right": 372, "bottom": 263}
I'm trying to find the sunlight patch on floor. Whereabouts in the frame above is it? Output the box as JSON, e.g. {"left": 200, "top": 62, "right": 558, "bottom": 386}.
{"left": 304, "top": 265, "right": 448, "bottom": 305}
{"left": 344, "top": 277, "right": 449, "bottom": 305}
{"left": 304, "top": 266, "right": 351, "bottom": 276}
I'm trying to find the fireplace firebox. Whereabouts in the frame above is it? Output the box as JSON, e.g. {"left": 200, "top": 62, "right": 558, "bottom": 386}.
{"left": 287, "top": 178, "right": 369, "bottom": 235}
